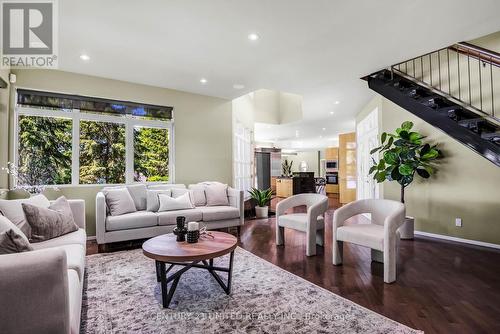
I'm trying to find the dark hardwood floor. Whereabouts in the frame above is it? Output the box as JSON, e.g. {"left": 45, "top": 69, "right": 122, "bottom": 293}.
{"left": 87, "top": 196, "right": 500, "bottom": 333}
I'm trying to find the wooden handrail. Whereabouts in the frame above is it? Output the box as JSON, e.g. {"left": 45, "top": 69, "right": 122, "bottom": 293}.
{"left": 449, "top": 42, "right": 500, "bottom": 68}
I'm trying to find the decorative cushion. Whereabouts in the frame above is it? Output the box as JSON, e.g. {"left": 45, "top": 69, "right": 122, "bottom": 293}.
{"left": 30, "top": 228, "right": 86, "bottom": 248}
{"left": 0, "top": 229, "right": 33, "bottom": 254}
{"left": 22, "top": 196, "right": 79, "bottom": 243}
{"left": 0, "top": 194, "right": 51, "bottom": 237}
{"left": 126, "top": 184, "right": 147, "bottom": 211}
{"left": 103, "top": 188, "right": 137, "bottom": 216}
{"left": 146, "top": 189, "right": 171, "bottom": 212}
{"left": 205, "top": 185, "right": 229, "bottom": 206}
{"left": 188, "top": 185, "right": 207, "bottom": 206}
{"left": 158, "top": 193, "right": 194, "bottom": 212}
{"left": 148, "top": 184, "right": 186, "bottom": 190}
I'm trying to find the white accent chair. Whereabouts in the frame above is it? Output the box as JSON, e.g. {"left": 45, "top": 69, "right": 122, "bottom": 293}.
{"left": 332, "top": 199, "right": 405, "bottom": 283}
{"left": 276, "top": 194, "right": 329, "bottom": 256}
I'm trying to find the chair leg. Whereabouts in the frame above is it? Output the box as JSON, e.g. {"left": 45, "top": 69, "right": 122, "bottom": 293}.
{"left": 306, "top": 229, "right": 316, "bottom": 256}
{"left": 316, "top": 228, "right": 324, "bottom": 247}
{"left": 383, "top": 244, "right": 397, "bottom": 283}
{"left": 332, "top": 240, "right": 343, "bottom": 265}
{"left": 371, "top": 249, "right": 384, "bottom": 263}
{"left": 276, "top": 226, "right": 285, "bottom": 246}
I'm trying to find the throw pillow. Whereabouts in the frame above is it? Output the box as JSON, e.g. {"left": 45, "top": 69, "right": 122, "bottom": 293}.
{"left": 0, "top": 215, "right": 31, "bottom": 249}
{"left": 205, "top": 185, "right": 229, "bottom": 206}
{"left": 22, "top": 196, "right": 79, "bottom": 243}
{"left": 126, "top": 184, "right": 148, "bottom": 211}
{"left": 0, "top": 194, "right": 51, "bottom": 237}
{"left": 0, "top": 229, "right": 33, "bottom": 254}
{"left": 103, "top": 188, "right": 137, "bottom": 216}
{"left": 188, "top": 185, "right": 207, "bottom": 206}
{"left": 146, "top": 189, "right": 171, "bottom": 212}
{"left": 158, "top": 193, "right": 194, "bottom": 212}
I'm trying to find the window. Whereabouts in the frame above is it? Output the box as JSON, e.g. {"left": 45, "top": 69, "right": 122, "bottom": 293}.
{"left": 79, "top": 120, "right": 126, "bottom": 184}
{"left": 17, "top": 115, "right": 72, "bottom": 186}
{"left": 15, "top": 89, "right": 174, "bottom": 186}
{"left": 233, "top": 122, "right": 252, "bottom": 195}
{"left": 134, "top": 127, "right": 170, "bottom": 182}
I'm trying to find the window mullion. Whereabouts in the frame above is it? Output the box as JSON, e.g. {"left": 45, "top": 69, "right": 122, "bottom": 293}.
{"left": 71, "top": 110, "right": 80, "bottom": 185}
{"left": 125, "top": 120, "right": 134, "bottom": 184}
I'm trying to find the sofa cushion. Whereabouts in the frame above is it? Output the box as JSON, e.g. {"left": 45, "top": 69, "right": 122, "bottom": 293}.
{"left": 126, "top": 184, "right": 147, "bottom": 211}
{"left": 0, "top": 194, "right": 50, "bottom": 237}
{"left": 146, "top": 189, "right": 171, "bottom": 212}
{"left": 30, "top": 228, "right": 86, "bottom": 248}
{"left": 278, "top": 213, "right": 325, "bottom": 232}
{"left": 158, "top": 193, "right": 194, "bottom": 212}
{"left": 67, "top": 268, "right": 83, "bottom": 334}
{"left": 205, "top": 185, "right": 229, "bottom": 206}
{"left": 188, "top": 185, "right": 207, "bottom": 206}
{"left": 157, "top": 209, "right": 202, "bottom": 226}
{"left": 199, "top": 206, "right": 240, "bottom": 222}
{"left": 336, "top": 224, "right": 385, "bottom": 251}
{"left": 22, "top": 196, "right": 79, "bottom": 243}
{"left": 106, "top": 211, "right": 158, "bottom": 231}
{"left": 102, "top": 188, "right": 137, "bottom": 216}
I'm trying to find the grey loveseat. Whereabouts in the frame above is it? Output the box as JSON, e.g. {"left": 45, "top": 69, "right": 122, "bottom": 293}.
{"left": 96, "top": 183, "right": 244, "bottom": 245}
{"left": 0, "top": 199, "right": 86, "bottom": 334}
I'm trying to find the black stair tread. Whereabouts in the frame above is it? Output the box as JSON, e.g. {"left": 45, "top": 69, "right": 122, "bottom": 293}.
{"left": 481, "top": 131, "right": 500, "bottom": 140}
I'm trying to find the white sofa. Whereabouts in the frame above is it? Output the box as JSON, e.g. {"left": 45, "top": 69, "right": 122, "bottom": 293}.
{"left": 96, "top": 183, "right": 244, "bottom": 245}
{"left": 0, "top": 199, "right": 86, "bottom": 334}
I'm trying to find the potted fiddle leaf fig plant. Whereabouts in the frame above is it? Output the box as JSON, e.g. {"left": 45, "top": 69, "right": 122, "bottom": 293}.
{"left": 249, "top": 187, "right": 273, "bottom": 218}
{"left": 369, "top": 121, "right": 442, "bottom": 238}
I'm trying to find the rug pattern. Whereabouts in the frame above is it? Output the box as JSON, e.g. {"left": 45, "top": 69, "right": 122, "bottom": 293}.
{"left": 81, "top": 247, "right": 421, "bottom": 334}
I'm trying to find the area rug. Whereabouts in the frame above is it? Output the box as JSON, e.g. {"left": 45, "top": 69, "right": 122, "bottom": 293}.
{"left": 81, "top": 247, "right": 422, "bottom": 334}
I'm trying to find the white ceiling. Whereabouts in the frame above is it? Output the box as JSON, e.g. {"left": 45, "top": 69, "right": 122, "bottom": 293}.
{"left": 58, "top": 0, "right": 500, "bottom": 149}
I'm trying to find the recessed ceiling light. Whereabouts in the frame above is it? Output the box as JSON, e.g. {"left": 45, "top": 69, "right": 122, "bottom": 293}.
{"left": 200, "top": 78, "right": 208, "bottom": 84}
{"left": 80, "top": 54, "right": 90, "bottom": 61}
{"left": 322, "top": 128, "right": 326, "bottom": 131}
{"left": 320, "top": 135, "right": 323, "bottom": 138}
{"left": 233, "top": 84, "right": 245, "bottom": 89}
{"left": 330, "top": 111, "right": 335, "bottom": 115}
{"left": 248, "top": 33, "right": 259, "bottom": 41}
{"left": 334, "top": 101, "right": 340, "bottom": 105}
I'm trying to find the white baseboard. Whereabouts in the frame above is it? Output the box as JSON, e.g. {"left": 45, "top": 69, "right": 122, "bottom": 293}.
{"left": 415, "top": 231, "right": 500, "bottom": 250}
{"left": 86, "top": 236, "right": 96, "bottom": 241}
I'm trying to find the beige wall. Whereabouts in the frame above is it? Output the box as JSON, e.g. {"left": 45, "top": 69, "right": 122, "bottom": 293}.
{"left": 357, "top": 96, "right": 500, "bottom": 245}
{"left": 253, "top": 89, "right": 303, "bottom": 124}
{"left": 0, "top": 70, "right": 10, "bottom": 190}
{"left": 2, "top": 69, "right": 233, "bottom": 236}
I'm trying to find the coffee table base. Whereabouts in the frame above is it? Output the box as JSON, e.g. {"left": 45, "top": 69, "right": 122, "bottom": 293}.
{"left": 155, "top": 251, "right": 235, "bottom": 308}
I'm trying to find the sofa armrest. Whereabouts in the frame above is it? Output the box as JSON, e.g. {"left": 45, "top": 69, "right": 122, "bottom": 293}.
{"left": 96, "top": 192, "right": 107, "bottom": 244}
{"left": 67, "top": 199, "right": 85, "bottom": 230}
{"left": 0, "top": 248, "right": 70, "bottom": 334}
{"left": 228, "top": 187, "right": 244, "bottom": 225}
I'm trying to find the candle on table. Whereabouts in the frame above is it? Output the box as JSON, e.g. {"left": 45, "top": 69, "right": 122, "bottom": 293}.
{"left": 187, "top": 222, "right": 199, "bottom": 231}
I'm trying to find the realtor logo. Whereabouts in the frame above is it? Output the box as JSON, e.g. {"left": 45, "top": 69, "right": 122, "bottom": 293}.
{"left": 1, "top": 0, "right": 58, "bottom": 68}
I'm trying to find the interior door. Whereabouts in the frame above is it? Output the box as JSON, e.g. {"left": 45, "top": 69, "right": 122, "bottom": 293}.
{"left": 356, "top": 108, "right": 379, "bottom": 200}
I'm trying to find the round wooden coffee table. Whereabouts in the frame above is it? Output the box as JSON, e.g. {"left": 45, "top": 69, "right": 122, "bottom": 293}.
{"left": 142, "top": 231, "right": 237, "bottom": 308}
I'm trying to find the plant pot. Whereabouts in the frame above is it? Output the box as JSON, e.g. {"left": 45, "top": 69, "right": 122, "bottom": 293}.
{"left": 398, "top": 216, "right": 414, "bottom": 240}
{"left": 255, "top": 206, "right": 269, "bottom": 218}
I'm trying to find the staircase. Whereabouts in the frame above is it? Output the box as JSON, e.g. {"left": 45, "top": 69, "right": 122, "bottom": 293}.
{"left": 363, "top": 42, "right": 500, "bottom": 167}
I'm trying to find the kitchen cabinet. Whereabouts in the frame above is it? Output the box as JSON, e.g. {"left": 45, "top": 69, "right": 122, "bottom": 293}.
{"left": 339, "top": 132, "right": 357, "bottom": 204}
{"left": 276, "top": 178, "right": 293, "bottom": 198}
{"left": 325, "top": 147, "right": 338, "bottom": 160}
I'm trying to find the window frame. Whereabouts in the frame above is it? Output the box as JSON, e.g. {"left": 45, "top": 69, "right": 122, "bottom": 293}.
{"left": 14, "top": 92, "right": 175, "bottom": 187}
{"left": 232, "top": 121, "right": 252, "bottom": 197}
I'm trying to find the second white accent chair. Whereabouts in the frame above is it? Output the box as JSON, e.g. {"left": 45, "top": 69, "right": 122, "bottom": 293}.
{"left": 332, "top": 199, "right": 405, "bottom": 283}
{"left": 276, "top": 194, "right": 329, "bottom": 256}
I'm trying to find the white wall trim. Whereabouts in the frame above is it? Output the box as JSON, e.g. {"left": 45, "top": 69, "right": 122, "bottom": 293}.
{"left": 86, "top": 236, "right": 96, "bottom": 241}
{"left": 415, "top": 231, "right": 500, "bottom": 250}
